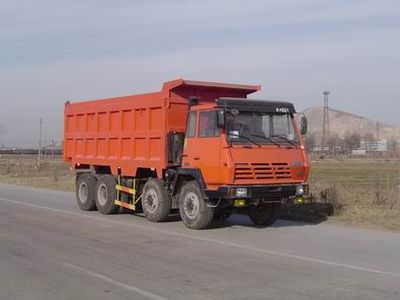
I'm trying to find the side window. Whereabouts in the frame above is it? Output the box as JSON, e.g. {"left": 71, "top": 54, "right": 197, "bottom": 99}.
{"left": 273, "top": 114, "right": 292, "bottom": 136}
{"left": 199, "top": 111, "right": 220, "bottom": 137}
{"left": 186, "top": 111, "right": 197, "bottom": 138}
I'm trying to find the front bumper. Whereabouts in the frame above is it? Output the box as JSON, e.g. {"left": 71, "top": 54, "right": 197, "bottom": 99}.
{"left": 205, "top": 184, "right": 308, "bottom": 202}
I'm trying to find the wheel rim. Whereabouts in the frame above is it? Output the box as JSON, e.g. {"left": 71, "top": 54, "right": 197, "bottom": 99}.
{"left": 78, "top": 182, "right": 88, "bottom": 203}
{"left": 97, "top": 183, "right": 108, "bottom": 206}
{"left": 144, "top": 189, "right": 158, "bottom": 213}
{"left": 183, "top": 192, "right": 200, "bottom": 220}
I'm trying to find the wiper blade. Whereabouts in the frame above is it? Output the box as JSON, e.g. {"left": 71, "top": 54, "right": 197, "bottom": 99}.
{"left": 270, "top": 134, "right": 298, "bottom": 147}
{"left": 247, "top": 134, "right": 281, "bottom": 148}
{"left": 227, "top": 133, "right": 261, "bottom": 147}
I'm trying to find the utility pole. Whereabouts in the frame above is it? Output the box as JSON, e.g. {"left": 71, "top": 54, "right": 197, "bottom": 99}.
{"left": 376, "top": 122, "right": 380, "bottom": 141}
{"left": 38, "top": 118, "right": 43, "bottom": 166}
{"left": 321, "top": 90, "right": 330, "bottom": 152}
{"left": 50, "top": 139, "right": 57, "bottom": 158}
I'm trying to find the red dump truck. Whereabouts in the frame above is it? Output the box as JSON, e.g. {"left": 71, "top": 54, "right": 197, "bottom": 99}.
{"left": 64, "top": 79, "right": 309, "bottom": 229}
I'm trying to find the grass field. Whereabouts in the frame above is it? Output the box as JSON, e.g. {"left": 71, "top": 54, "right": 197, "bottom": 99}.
{"left": 0, "top": 155, "right": 74, "bottom": 192}
{"left": 0, "top": 154, "right": 399, "bottom": 230}
{"left": 310, "top": 159, "right": 400, "bottom": 187}
{"left": 309, "top": 158, "right": 400, "bottom": 230}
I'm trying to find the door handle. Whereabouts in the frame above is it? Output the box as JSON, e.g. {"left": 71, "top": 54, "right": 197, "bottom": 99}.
{"left": 193, "top": 156, "right": 200, "bottom": 160}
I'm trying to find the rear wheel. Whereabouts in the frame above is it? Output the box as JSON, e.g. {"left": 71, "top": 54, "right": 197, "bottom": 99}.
{"left": 248, "top": 203, "right": 281, "bottom": 227}
{"left": 76, "top": 173, "right": 97, "bottom": 211}
{"left": 179, "top": 181, "right": 214, "bottom": 229}
{"left": 142, "top": 179, "right": 171, "bottom": 222}
{"left": 95, "top": 175, "right": 119, "bottom": 215}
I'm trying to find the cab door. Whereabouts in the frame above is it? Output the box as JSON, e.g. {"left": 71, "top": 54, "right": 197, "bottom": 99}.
{"left": 182, "top": 110, "right": 222, "bottom": 187}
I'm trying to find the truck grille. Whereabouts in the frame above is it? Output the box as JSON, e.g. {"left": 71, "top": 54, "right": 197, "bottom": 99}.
{"left": 234, "top": 163, "right": 292, "bottom": 183}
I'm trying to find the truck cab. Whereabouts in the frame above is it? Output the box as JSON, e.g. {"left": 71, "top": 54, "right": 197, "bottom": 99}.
{"left": 174, "top": 97, "right": 309, "bottom": 228}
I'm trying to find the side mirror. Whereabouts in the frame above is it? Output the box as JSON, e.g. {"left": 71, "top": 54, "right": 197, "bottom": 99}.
{"left": 216, "top": 110, "right": 225, "bottom": 129}
{"left": 300, "top": 116, "right": 308, "bottom": 135}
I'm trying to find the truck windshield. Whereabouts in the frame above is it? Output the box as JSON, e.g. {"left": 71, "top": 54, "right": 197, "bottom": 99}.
{"left": 226, "top": 111, "right": 299, "bottom": 145}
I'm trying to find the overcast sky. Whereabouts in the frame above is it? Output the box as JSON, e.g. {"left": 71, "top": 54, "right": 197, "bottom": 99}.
{"left": 0, "top": 0, "right": 399, "bottom": 147}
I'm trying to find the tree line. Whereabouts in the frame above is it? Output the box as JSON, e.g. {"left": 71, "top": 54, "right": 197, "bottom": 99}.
{"left": 304, "top": 132, "right": 399, "bottom": 154}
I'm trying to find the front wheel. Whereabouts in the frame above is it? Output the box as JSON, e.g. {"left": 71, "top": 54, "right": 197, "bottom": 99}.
{"left": 213, "top": 209, "right": 233, "bottom": 221}
{"left": 248, "top": 203, "right": 281, "bottom": 227}
{"left": 179, "top": 181, "right": 214, "bottom": 229}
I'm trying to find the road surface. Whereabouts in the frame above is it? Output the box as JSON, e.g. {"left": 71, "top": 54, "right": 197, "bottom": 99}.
{"left": 0, "top": 183, "right": 399, "bottom": 300}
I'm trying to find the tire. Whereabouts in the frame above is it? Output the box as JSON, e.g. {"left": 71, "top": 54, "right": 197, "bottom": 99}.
{"left": 179, "top": 181, "right": 214, "bottom": 229}
{"left": 142, "top": 179, "right": 171, "bottom": 222}
{"left": 76, "top": 173, "right": 97, "bottom": 211}
{"left": 213, "top": 209, "right": 233, "bottom": 221}
{"left": 95, "top": 175, "right": 119, "bottom": 215}
{"left": 248, "top": 203, "right": 281, "bottom": 227}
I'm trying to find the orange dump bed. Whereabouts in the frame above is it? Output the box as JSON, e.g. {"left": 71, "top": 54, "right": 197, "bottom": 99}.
{"left": 63, "top": 79, "right": 260, "bottom": 177}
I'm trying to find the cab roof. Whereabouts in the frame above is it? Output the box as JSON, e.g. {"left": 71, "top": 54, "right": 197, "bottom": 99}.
{"left": 217, "top": 97, "right": 296, "bottom": 114}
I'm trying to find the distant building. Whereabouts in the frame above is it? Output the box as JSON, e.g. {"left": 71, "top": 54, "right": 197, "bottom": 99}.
{"left": 351, "top": 149, "right": 367, "bottom": 156}
{"left": 360, "top": 139, "right": 388, "bottom": 152}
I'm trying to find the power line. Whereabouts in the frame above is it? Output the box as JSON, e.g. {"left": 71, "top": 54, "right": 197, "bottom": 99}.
{"left": 38, "top": 118, "right": 43, "bottom": 166}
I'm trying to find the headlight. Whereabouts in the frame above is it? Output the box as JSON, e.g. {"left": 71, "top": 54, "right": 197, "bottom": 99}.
{"left": 296, "top": 185, "right": 304, "bottom": 196}
{"left": 236, "top": 188, "right": 248, "bottom": 197}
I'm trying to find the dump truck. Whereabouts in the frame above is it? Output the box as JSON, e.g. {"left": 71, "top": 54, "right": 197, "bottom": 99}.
{"left": 64, "top": 79, "right": 309, "bottom": 229}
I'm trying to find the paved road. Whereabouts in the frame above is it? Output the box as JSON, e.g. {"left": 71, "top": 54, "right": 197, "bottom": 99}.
{"left": 0, "top": 183, "right": 399, "bottom": 300}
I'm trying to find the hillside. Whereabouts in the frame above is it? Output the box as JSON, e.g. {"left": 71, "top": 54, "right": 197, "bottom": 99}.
{"left": 303, "top": 106, "right": 400, "bottom": 143}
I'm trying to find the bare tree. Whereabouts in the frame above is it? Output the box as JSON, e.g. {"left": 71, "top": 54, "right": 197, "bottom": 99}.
{"left": 327, "top": 133, "right": 340, "bottom": 148}
{"left": 0, "top": 122, "right": 5, "bottom": 135}
{"left": 304, "top": 133, "right": 316, "bottom": 151}
{"left": 388, "top": 138, "right": 399, "bottom": 157}
{"left": 362, "top": 133, "right": 375, "bottom": 142}
{"left": 0, "top": 122, "right": 6, "bottom": 149}
{"left": 325, "top": 133, "right": 344, "bottom": 155}
{"left": 344, "top": 132, "right": 361, "bottom": 152}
